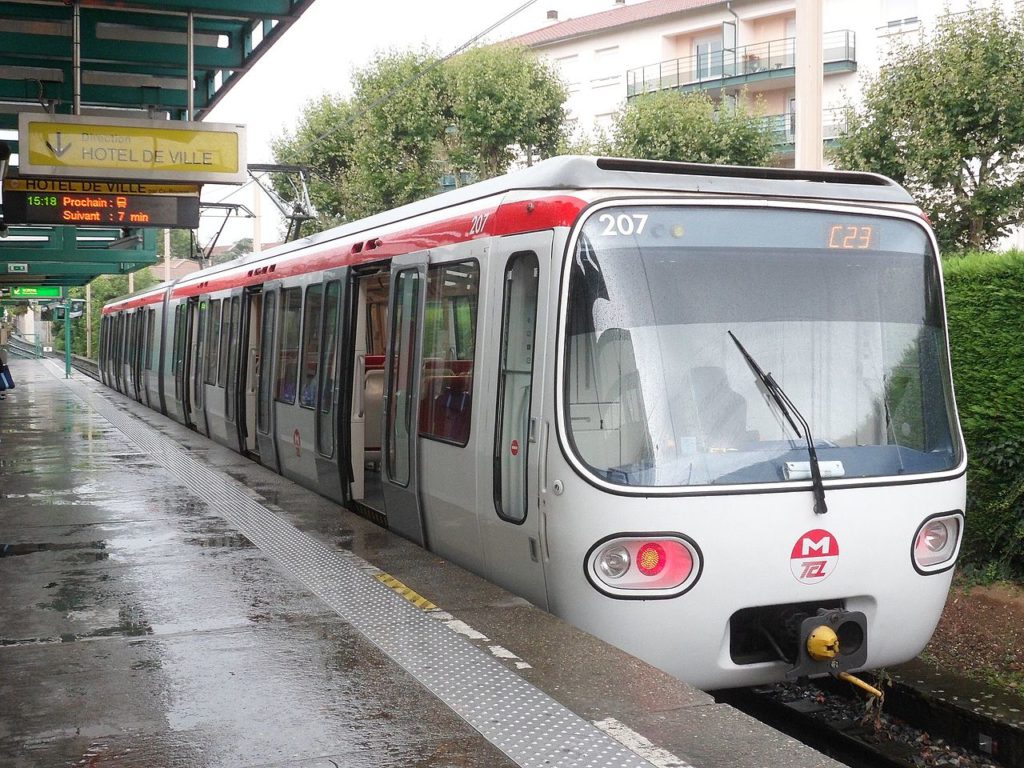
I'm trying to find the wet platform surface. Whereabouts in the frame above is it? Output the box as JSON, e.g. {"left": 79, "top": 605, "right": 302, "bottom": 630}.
{"left": 0, "top": 358, "right": 843, "bottom": 768}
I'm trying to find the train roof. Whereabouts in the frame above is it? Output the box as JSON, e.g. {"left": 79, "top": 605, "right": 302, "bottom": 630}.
{"left": 103, "top": 156, "right": 916, "bottom": 312}
{"left": 282, "top": 155, "right": 914, "bottom": 253}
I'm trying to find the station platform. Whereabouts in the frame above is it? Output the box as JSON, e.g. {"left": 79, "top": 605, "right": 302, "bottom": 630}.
{"left": 0, "top": 358, "right": 844, "bottom": 768}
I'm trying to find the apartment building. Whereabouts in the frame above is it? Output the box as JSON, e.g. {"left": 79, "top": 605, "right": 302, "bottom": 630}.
{"left": 504, "top": 0, "right": 1017, "bottom": 166}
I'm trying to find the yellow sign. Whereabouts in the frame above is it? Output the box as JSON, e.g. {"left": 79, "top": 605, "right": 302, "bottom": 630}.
{"left": 19, "top": 114, "right": 246, "bottom": 183}
{"left": 4, "top": 178, "right": 200, "bottom": 196}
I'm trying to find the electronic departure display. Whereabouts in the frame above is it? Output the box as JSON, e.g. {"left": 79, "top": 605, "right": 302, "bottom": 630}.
{"left": 2, "top": 190, "right": 200, "bottom": 228}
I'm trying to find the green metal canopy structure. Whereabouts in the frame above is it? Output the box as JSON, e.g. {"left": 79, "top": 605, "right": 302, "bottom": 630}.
{"left": 0, "top": 0, "right": 313, "bottom": 289}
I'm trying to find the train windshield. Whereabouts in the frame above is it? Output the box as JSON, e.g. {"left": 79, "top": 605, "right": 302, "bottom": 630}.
{"left": 563, "top": 204, "right": 961, "bottom": 489}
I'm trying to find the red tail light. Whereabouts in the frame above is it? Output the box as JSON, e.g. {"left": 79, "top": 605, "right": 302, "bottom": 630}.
{"left": 636, "top": 542, "right": 666, "bottom": 576}
{"left": 587, "top": 535, "right": 701, "bottom": 598}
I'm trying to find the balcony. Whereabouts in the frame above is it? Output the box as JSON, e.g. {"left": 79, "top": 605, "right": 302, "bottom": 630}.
{"left": 626, "top": 30, "right": 856, "bottom": 98}
{"left": 759, "top": 109, "right": 849, "bottom": 151}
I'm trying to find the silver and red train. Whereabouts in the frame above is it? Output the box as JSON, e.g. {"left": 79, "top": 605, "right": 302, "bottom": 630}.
{"left": 102, "top": 156, "right": 966, "bottom": 689}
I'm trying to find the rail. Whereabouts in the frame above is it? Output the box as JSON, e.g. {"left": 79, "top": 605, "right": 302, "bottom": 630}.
{"left": 7, "top": 335, "right": 100, "bottom": 380}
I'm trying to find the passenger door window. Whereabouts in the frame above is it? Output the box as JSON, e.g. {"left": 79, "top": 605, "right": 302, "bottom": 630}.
{"left": 299, "top": 284, "right": 324, "bottom": 409}
{"left": 385, "top": 268, "right": 422, "bottom": 486}
{"left": 317, "top": 280, "right": 342, "bottom": 456}
{"left": 225, "top": 297, "right": 241, "bottom": 420}
{"left": 205, "top": 299, "right": 221, "bottom": 384}
{"left": 257, "top": 292, "right": 277, "bottom": 433}
{"left": 494, "top": 252, "right": 539, "bottom": 522}
{"left": 275, "top": 288, "right": 302, "bottom": 404}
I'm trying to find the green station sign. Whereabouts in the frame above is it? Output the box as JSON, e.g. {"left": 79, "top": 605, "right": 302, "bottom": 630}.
{"left": 10, "top": 286, "right": 63, "bottom": 298}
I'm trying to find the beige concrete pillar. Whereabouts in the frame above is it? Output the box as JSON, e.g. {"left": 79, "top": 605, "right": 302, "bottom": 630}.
{"left": 795, "top": 0, "right": 824, "bottom": 169}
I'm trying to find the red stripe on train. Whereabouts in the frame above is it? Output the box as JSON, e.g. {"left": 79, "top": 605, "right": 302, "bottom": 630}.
{"left": 104, "top": 194, "right": 586, "bottom": 311}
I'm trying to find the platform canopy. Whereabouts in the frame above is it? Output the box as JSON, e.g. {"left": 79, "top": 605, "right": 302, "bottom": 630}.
{"left": 0, "top": 0, "right": 314, "bottom": 289}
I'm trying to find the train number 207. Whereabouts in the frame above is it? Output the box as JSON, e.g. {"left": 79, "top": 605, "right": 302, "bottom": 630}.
{"left": 597, "top": 213, "right": 648, "bottom": 237}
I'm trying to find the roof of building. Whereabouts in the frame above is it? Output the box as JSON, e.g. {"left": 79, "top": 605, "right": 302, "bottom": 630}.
{"left": 504, "top": 0, "right": 725, "bottom": 48}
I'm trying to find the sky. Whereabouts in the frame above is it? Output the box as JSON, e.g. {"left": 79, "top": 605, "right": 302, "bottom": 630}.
{"left": 198, "top": 0, "right": 607, "bottom": 249}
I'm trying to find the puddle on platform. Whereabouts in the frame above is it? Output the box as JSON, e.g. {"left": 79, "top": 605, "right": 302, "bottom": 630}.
{"left": 184, "top": 532, "right": 255, "bottom": 550}
{"left": 1, "top": 540, "right": 107, "bottom": 559}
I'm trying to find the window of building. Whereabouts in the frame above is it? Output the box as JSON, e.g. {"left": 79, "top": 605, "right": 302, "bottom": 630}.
{"left": 883, "top": 0, "right": 918, "bottom": 24}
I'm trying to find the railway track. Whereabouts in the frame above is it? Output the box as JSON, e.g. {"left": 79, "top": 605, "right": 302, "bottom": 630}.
{"left": 8, "top": 336, "right": 99, "bottom": 380}
{"left": 718, "top": 675, "right": 1011, "bottom": 768}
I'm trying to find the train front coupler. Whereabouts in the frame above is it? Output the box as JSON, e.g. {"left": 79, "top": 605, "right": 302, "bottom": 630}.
{"left": 785, "top": 608, "right": 881, "bottom": 697}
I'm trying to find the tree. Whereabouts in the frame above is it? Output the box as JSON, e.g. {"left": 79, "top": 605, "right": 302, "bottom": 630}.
{"left": 446, "top": 45, "right": 567, "bottom": 178}
{"left": 271, "top": 45, "right": 569, "bottom": 229}
{"left": 157, "top": 228, "right": 195, "bottom": 261}
{"left": 270, "top": 93, "right": 358, "bottom": 230}
{"left": 833, "top": 5, "right": 1024, "bottom": 252}
{"left": 608, "top": 90, "right": 775, "bottom": 167}
{"left": 53, "top": 271, "right": 159, "bottom": 358}
{"left": 343, "top": 48, "right": 451, "bottom": 221}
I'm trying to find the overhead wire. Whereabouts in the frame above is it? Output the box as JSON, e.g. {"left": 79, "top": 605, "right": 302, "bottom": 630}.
{"left": 204, "top": 0, "right": 539, "bottom": 219}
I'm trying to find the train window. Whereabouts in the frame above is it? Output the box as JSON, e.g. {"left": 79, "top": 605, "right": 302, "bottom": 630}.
{"left": 317, "top": 280, "right": 342, "bottom": 456}
{"left": 173, "top": 304, "right": 187, "bottom": 401}
{"left": 205, "top": 299, "right": 221, "bottom": 385}
{"left": 121, "top": 313, "right": 130, "bottom": 371}
{"left": 299, "top": 284, "right": 324, "bottom": 409}
{"left": 494, "top": 252, "right": 539, "bottom": 523}
{"left": 218, "top": 298, "right": 234, "bottom": 389}
{"left": 194, "top": 302, "right": 207, "bottom": 409}
{"left": 145, "top": 309, "right": 156, "bottom": 371}
{"left": 275, "top": 287, "right": 302, "bottom": 404}
{"left": 225, "top": 297, "right": 241, "bottom": 421}
{"left": 564, "top": 204, "right": 960, "bottom": 488}
{"left": 419, "top": 261, "right": 479, "bottom": 445}
{"left": 257, "top": 292, "right": 277, "bottom": 433}
{"left": 126, "top": 314, "right": 137, "bottom": 372}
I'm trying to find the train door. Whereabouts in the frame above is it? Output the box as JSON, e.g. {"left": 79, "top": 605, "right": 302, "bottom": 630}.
{"left": 381, "top": 253, "right": 429, "bottom": 545}
{"left": 255, "top": 282, "right": 281, "bottom": 473}
{"left": 481, "top": 234, "right": 552, "bottom": 609}
{"left": 237, "top": 288, "right": 262, "bottom": 457}
{"left": 186, "top": 296, "right": 209, "bottom": 435}
{"left": 347, "top": 268, "right": 389, "bottom": 524}
{"left": 201, "top": 298, "right": 225, "bottom": 442}
{"left": 115, "top": 314, "right": 126, "bottom": 392}
{"left": 132, "top": 309, "right": 146, "bottom": 402}
{"left": 314, "top": 269, "right": 349, "bottom": 501}
{"left": 139, "top": 308, "right": 153, "bottom": 408}
{"left": 170, "top": 297, "right": 198, "bottom": 429}
{"left": 130, "top": 311, "right": 142, "bottom": 398}
{"left": 171, "top": 302, "right": 187, "bottom": 422}
{"left": 118, "top": 313, "right": 130, "bottom": 394}
{"left": 222, "top": 289, "right": 244, "bottom": 451}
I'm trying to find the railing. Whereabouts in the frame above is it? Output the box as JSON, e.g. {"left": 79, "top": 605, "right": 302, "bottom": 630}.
{"left": 626, "top": 30, "right": 856, "bottom": 98}
{"left": 758, "top": 109, "right": 850, "bottom": 148}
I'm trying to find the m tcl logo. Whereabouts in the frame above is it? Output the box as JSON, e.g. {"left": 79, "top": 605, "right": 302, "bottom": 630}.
{"left": 790, "top": 529, "right": 839, "bottom": 584}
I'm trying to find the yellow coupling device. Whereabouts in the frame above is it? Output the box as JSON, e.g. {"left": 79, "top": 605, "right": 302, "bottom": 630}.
{"left": 805, "top": 625, "right": 883, "bottom": 699}
{"left": 806, "top": 625, "right": 840, "bottom": 661}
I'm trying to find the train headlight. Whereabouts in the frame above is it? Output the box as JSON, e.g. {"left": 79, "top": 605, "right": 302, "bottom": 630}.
{"left": 598, "top": 545, "right": 631, "bottom": 579}
{"left": 586, "top": 534, "right": 702, "bottom": 599}
{"left": 912, "top": 512, "right": 963, "bottom": 573}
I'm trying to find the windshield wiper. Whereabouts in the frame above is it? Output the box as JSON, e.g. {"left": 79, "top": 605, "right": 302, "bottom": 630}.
{"left": 727, "top": 331, "right": 828, "bottom": 515}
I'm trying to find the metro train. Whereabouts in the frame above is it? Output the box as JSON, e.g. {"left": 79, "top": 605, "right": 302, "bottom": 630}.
{"left": 101, "top": 156, "right": 966, "bottom": 690}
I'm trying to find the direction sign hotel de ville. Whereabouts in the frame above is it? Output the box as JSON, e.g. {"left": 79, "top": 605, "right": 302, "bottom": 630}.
{"left": 18, "top": 113, "right": 246, "bottom": 184}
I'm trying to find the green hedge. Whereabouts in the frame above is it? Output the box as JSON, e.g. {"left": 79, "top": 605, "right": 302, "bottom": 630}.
{"left": 943, "top": 250, "right": 1024, "bottom": 575}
